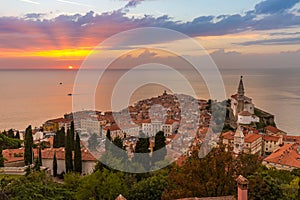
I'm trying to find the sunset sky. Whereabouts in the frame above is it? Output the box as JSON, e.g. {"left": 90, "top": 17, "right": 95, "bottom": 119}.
{"left": 1, "top": 0, "right": 300, "bottom": 69}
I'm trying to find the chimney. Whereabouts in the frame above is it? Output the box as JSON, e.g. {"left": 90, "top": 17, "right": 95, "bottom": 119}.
{"left": 236, "top": 175, "right": 249, "bottom": 200}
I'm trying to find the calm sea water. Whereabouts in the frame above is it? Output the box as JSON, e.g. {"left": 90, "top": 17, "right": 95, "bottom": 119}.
{"left": 1, "top": 68, "right": 300, "bottom": 135}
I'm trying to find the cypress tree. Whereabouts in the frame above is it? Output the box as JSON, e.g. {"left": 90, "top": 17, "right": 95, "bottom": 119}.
{"left": 24, "top": 125, "right": 33, "bottom": 165}
{"left": 74, "top": 132, "right": 82, "bottom": 174}
{"left": 65, "top": 128, "right": 73, "bottom": 172}
{"left": 133, "top": 132, "right": 150, "bottom": 170}
{"left": 15, "top": 131, "right": 20, "bottom": 139}
{"left": 7, "top": 129, "right": 14, "bottom": 138}
{"left": 38, "top": 147, "right": 42, "bottom": 166}
{"left": 59, "top": 127, "right": 65, "bottom": 147}
{"left": 53, "top": 130, "right": 59, "bottom": 148}
{"left": 53, "top": 151, "right": 57, "bottom": 177}
{"left": 0, "top": 147, "right": 4, "bottom": 167}
{"left": 105, "top": 129, "right": 111, "bottom": 152}
{"left": 152, "top": 131, "right": 167, "bottom": 163}
{"left": 70, "top": 121, "right": 75, "bottom": 150}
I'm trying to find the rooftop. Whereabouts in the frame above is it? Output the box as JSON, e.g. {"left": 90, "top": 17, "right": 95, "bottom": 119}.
{"left": 264, "top": 143, "right": 300, "bottom": 169}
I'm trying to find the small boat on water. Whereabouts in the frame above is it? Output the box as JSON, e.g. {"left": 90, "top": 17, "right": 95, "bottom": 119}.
{"left": 67, "top": 93, "right": 72, "bottom": 96}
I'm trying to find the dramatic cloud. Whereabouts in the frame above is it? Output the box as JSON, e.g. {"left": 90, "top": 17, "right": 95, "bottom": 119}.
{"left": 255, "top": 0, "right": 300, "bottom": 14}
{"left": 236, "top": 37, "right": 300, "bottom": 46}
{"left": 124, "top": 0, "right": 145, "bottom": 8}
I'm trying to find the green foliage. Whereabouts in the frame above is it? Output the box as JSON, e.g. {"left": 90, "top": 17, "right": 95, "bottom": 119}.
{"left": 0, "top": 133, "right": 21, "bottom": 149}
{"left": 74, "top": 133, "right": 82, "bottom": 174}
{"left": 128, "top": 173, "right": 168, "bottom": 200}
{"left": 24, "top": 125, "right": 33, "bottom": 165}
{"left": 162, "top": 146, "right": 238, "bottom": 199}
{"left": 76, "top": 169, "right": 128, "bottom": 200}
{"left": 3, "top": 171, "right": 75, "bottom": 200}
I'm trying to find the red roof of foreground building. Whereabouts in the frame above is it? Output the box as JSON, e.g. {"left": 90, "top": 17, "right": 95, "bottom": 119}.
{"left": 3, "top": 148, "right": 97, "bottom": 163}
{"left": 264, "top": 143, "right": 300, "bottom": 168}
{"left": 222, "top": 131, "right": 234, "bottom": 140}
{"left": 265, "top": 125, "right": 281, "bottom": 134}
{"left": 245, "top": 133, "right": 261, "bottom": 143}
{"left": 263, "top": 135, "right": 281, "bottom": 142}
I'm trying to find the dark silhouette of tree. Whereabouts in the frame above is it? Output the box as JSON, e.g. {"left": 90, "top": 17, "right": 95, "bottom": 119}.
{"left": 15, "top": 131, "right": 20, "bottom": 140}
{"left": 7, "top": 129, "right": 14, "bottom": 138}
{"left": 152, "top": 131, "right": 166, "bottom": 164}
{"left": 0, "top": 147, "right": 4, "bottom": 167}
{"left": 88, "top": 133, "right": 99, "bottom": 151}
{"left": 38, "top": 147, "right": 42, "bottom": 166}
{"left": 65, "top": 128, "right": 73, "bottom": 172}
{"left": 53, "top": 151, "right": 57, "bottom": 177}
{"left": 133, "top": 133, "right": 150, "bottom": 171}
{"left": 24, "top": 125, "right": 33, "bottom": 165}
{"left": 71, "top": 121, "right": 75, "bottom": 150}
{"left": 74, "top": 132, "right": 82, "bottom": 174}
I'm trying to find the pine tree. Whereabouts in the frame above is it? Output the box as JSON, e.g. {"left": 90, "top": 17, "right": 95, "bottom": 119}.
{"left": 74, "top": 132, "right": 82, "bottom": 174}
{"left": 65, "top": 128, "right": 73, "bottom": 172}
{"left": 24, "top": 125, "right": 33, "bottom": 165}
{"left": 53, "top": 151, "right": 57, "bottom": 177}
{"left": 0, "top": 147, "right": 4, "bottom": 167}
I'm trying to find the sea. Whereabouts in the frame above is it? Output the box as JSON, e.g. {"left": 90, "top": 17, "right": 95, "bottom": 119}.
{"left": 1, "top": 67, "right": 300, "bottom": 135}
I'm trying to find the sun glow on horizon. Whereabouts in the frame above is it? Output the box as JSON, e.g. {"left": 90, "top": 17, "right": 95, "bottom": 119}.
{"left": 68, "top": 65, "right": 73, "bottom": 69}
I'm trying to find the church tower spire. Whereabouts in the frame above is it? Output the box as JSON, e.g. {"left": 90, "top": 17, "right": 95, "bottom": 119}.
{"left": 237, "top": 76, "right": 245, "bottom": 115}
{"left": 237, "top": 76, "right": 244, "bottom": 99}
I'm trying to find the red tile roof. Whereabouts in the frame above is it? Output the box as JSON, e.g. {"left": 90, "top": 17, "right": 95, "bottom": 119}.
{"left": 283, "top": 135, "right": 300, "bottom": 143}
{"left": 263, "top": 135, "right": 281, "bottom": 142}
{"left": 265, "top": 126, "right": 281, "bottom": 134}
{"left": 245, "top": 133, "right": 261, "bottom": 143}
{"left": 3, "top": 148, "right": 97, "bottom": 163}
{"left": 222, "top": 131, "right": 234, "bottom": 140}
{"left": 264, "top": 143, "right": 300, "bottom": 168}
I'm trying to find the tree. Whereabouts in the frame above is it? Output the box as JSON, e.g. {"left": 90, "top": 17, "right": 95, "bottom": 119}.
{"left": 88, "top": 133, "right": 99, "bottom": 151}
{"left": 53, "top": 151, "right": 57, "bottom": 177}
{"left": 74, "top": 132, "right": 82, "bottom": 174}
{"left": 7, "top": 129, "right": 14, "bottom": 138}
{"left": 162, "top": 146, "right": 236, "bottom": 200}
{"left": 152, "top": 131, "right": 167, "bottom": 164}
{"left": 0, "top": 147, "right": 4, "bottom": 167}
{"left": 65, "top": 128, "right": 73, "bottom": 172}
{"left": 70, "top": 121, "right": 75, "bottom": 150}
{"left": 15, "top": 131, "right": 20, "bottom": 140}
{"left": 128, "top": 173, "right": 168, "bottom": 200}
{"left": 133, "top": 133, "right": 150, "bottom": 171}
{"left": 105, "top": 129, "right": 111, "bottom": 152}
{"left": 24, "top": 125, "right": 33, "bottom": 165}
{"left": 38, "top": 147, "right": 42, "bottom": 166}
{"left": 248, "top": 168, "right": 284, "bottom": 200}
{"left": 111, "top": 136, "right": 127, "bottom": 159}
{"left": 76, "top": 169, "right": 128, "bottom": 200}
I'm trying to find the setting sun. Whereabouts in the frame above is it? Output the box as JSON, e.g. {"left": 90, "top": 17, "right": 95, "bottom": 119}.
{"left": 68, "top": 65, "right": 73, "bottom": 69}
